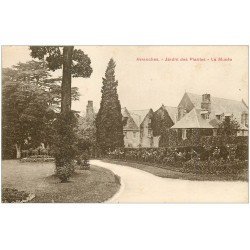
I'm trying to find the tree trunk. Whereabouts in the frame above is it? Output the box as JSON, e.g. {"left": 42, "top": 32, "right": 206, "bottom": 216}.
{"left": 61, "top": 46, "right": 74, "bottom": 115}
{"left": 15, "top": 144, "right": 21, "bottom": 159}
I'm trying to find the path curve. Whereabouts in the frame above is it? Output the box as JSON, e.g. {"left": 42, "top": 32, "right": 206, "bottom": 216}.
{"left": 91, "top": 160, "right": 248, "bottom": 203}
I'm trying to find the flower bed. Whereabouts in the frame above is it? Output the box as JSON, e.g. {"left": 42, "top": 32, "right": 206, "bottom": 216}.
{"left": 20, "top": 155, "right": 55, "bottom": 163}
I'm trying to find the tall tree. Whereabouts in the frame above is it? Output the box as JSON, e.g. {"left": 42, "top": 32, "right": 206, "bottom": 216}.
{"left": 2, "top": 63, "right": 58, "bottom": 159}
{"left": 3, "top": 60, "right": 80, "bottom": 109}
{"left": 29, "top": 46, "right": 92, "bottom": 114}
{"left": 96, "top": 59, "right": 124, "bottom": 152}
{"left": 29, "top": 46, "right": 93, "bottom": 182}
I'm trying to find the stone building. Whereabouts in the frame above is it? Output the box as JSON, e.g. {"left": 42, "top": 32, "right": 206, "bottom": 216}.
{"left": 122, "top": 108, "right": 154, "bottom": 147}
{"left": 173, "top": 92, "right": 248, "bottom": 140}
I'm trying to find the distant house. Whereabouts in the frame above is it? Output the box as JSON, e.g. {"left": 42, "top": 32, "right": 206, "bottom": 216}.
{"left": 152, "top": 105, "right": 178, "bottom": 147}
{"left": 122, "top": 108, "right": 140, "bottom": 148}
{"left": 122, "top": 108, "right": 154, "bottom": 147}
{"left": 172, "top": 92, "right": 248, "bottom": 141}
{"left": 177, "top": 92, "right": 248, "bottom": 125}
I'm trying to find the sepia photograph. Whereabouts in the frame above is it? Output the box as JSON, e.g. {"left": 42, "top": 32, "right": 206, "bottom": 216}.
{"left": 1, "top": 45, "right": 249, "bottom": 203}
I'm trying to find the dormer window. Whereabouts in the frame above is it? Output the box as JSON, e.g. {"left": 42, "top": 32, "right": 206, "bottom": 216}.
{"left": 216, "top": 115, "right": 221, "bottom": 120}
{"left": 216, "top": 113, "right": 224, "bottom": 121}
{"left": 201, "top": 111, "right": 209, "bottom": 119}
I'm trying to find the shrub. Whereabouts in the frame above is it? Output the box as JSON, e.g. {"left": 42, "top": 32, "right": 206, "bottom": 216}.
{"left": 79, "top": 151, "right": 90, "bottom": 170}
{"left": 180, "top": 158, "right": 248, "bottom": 176}
{"left": 52, "top": 112, "right": 78, "bottom": 182}
{"left": 2, "top": 188, "right": 30, "bottom": 203}
{"left": 105, "top": 143, "right": 248, "bottom": 178}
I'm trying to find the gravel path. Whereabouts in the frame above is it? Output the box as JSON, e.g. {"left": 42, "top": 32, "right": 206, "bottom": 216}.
{"left": 91, "top": 160, "right": 248, "bottom": 203}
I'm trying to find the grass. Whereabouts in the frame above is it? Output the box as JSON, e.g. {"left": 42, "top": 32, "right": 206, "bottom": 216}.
{"left": 101, "top": 158, "right": 248, "bottom": 182}
{"left": 2, "top": 160, "right": 120, "bottom": 203}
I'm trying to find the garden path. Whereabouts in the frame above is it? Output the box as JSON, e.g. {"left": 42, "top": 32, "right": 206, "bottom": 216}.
{"left": 91, "top": 160, "right": 248, "bottom": 203}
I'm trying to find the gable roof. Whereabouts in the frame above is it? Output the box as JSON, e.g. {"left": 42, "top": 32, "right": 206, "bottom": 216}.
{"left": 129, "top": 109, "right": 151, "bottom": 127}
{"left": 171, "top": 108, "right": 214, "bottom": 129}
{"left": 163, "top": 105, "right": 178, "bottom": 123}
{"left": 185, "top": 92, "right": 248, "bottom": 123}
{"left": 123, "top": 116, "right": 139, "bottom": 131}
{"left": 121, "top": 107, "right": 130, "bottom": 118}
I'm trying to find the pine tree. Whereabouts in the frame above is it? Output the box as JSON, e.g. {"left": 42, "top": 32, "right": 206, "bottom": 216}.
{"left": 96, "top": 59, "right": 124, "bottom": 152}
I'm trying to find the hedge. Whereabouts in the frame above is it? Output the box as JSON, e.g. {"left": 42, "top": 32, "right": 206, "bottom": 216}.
{"left": 105, "top": 142, "right": 248, "bottom": 176}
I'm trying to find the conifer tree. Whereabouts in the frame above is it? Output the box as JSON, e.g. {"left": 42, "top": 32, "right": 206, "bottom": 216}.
{"left": 96, "top": 59, "right": 124, "bottom": 152}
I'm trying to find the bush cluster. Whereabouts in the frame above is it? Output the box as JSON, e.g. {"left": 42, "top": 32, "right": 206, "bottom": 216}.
{"left": 106, "top": 144, "right": 248, "bottom": 176}
{"left": 2, "top": 188, "right": 30, "bottom": 203}
{"left": 176, "top": 158, "right": 248, "bottom": 176}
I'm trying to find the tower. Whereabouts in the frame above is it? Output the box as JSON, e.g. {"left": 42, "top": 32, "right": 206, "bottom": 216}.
{"left": 86, "top": 100, "right": 94, "bottom": 120}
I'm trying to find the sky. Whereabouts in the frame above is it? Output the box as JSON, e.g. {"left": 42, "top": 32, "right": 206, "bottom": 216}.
{"left": 2, "top": 46, "right": 248, "bottom": 114}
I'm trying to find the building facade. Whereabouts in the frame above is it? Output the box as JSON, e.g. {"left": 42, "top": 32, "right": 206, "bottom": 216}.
{"left": 122, "top": 108, "right": 154, "bottom": 147}
{"left": 173, "top": 92, "right": 248, "bottom": 140}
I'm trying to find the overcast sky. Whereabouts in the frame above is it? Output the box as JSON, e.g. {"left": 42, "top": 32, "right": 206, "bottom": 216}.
{"left": 2, "top": 46, "right": 248, "bottom": 114}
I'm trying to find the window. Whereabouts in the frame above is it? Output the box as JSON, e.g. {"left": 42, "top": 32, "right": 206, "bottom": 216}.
{"left": 123, "top": 131, "right": 127, "bottom": 139}
{"left": 213, "top": 129, "right": 217, "bottom": 136}
{"left": 241, "top": 112, "right": 248, "bottom": 127}
{"left": 201, "top": 113, "right": 209, "bottom": 120}
{"left": 133, "top": 132, "right": 136, "bottom": 138}
{"left": 148, "top": 129, "right": 153, "bottom": 137}
{"left": 148, "top": 119, "right": 152, "bottom": 129}
{"left": 182, "top": 129, "right": 187, "bottom": 140}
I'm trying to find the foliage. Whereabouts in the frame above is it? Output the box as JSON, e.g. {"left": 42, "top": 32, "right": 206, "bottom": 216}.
{"left": 106, "top": 140, "right": 248, "bottom": 177}
{"left": 3, "top": 60, "right": 80, "bottom": 107}
{"left": 78, "top": 151, "right": 90, "bottom": 170}
{"left": 96, "top": 59, "right": 124, "bottom": 152}
{"left": 160, "top": 128, "right": 248, "bottom": 148}
{"left": 52, "top": 112, "right": 78, "bottom": 182}
{"left": 179, "top": 158, "right": 248, "bottom": 176}
{"left": 2, "top": 68, "right": 54, "bottom": 159}
{"left": 218, "top": 116, "right": 241, "bottom": 136}
{"left": 2, "top": 188, "right": 30, "bottom": 203}
{"left": 76, "top": 116, "right": 96, "bottom": 148}
{"left": 160, "top": 128, "right": 198, "bottom": 147}
{"left": 29, "top": 46, "right": 93, "bottom": 78}
{"left": 152, "top": 107, "right": 174, "bottom": 137}
{"left": 29, "top": 46, "right": 93, "bottom": 181}
{"left": 2, "top": 60, "right": 82, "bottom": 159}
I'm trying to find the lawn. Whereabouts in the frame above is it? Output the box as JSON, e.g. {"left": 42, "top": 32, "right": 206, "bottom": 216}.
{"left": 2, "top": 160, "right": 120, "bottom": 203}
{"left": 101, "top": 158, "right": 248, "bottom": 181}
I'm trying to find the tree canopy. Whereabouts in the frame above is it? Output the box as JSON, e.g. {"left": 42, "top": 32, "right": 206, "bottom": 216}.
{"left": 96, "top": 58, "right": 124, "bottom": 152}
{"left": 29, "top": 46, "right": 92, "bottom": 114}
{"left": 2, "top": 60, "right": 81, "bottom": 159}
{"left": 218, "top": 116, "right": 241, "bottom": 136}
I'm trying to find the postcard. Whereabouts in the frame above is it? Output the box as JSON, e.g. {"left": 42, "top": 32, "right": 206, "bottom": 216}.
{"left": 1, "top": 45, "right": 248, "bottom": 203}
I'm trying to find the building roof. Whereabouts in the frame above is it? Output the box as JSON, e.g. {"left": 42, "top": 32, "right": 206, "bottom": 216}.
{"left": 129, "top": 109, "right": 151, "bottom": 127}
{"left": 171, "top": 108, "right": 214, "bottom": 129}
{"left": 121, "top": 107, "right": 130, "bottom": 118}
{"left": 123, "top": 116, "right": 139, "bottom": 131}
{"left": 185, "top": 92, "right": 248, "bottom": 123}
{"left": 163, "top": 105, "right": 178, "bottom": 123}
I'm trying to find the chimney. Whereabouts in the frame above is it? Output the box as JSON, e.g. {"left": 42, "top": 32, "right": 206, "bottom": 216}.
{"left": 201, "top": 93, "right": 211, "bottom": 113}
{"left": 86, "top": 100, "right": 94, "bottom": 120}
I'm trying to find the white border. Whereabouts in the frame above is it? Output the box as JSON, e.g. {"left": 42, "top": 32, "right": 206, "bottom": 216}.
{"left": 1, "top": 1, "right": 250, "bottom": 250}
